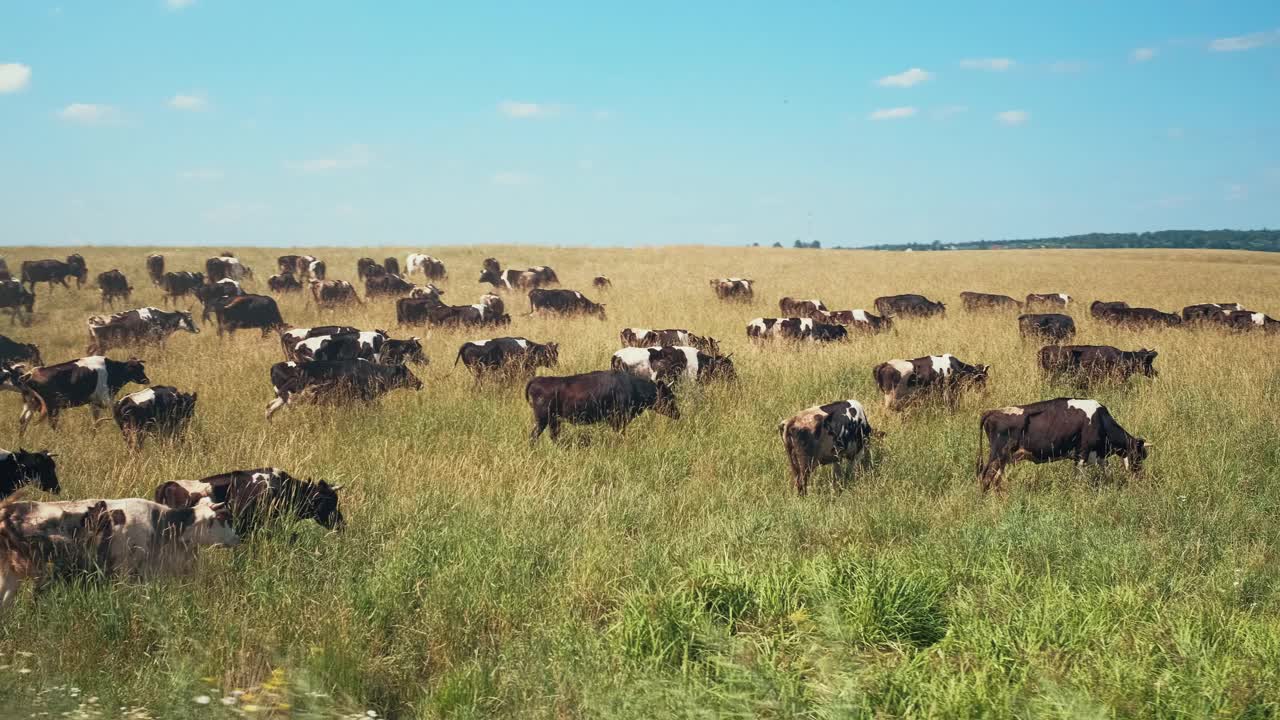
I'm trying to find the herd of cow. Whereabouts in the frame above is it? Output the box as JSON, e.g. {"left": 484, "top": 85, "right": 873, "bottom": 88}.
{"left": 0, "top": 250, "right": 1274, "bottom": 610}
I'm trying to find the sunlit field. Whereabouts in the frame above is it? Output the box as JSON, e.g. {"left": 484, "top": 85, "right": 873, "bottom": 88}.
{"left": 2, "top": 245, "right": 1279, "bottom": 719}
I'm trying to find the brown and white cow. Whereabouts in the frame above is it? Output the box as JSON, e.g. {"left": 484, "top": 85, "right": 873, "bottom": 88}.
{"left": 16, "top": 356, "right": 149, "bottom": 434}
{"left": 1026, "top": 293, "right": 1071, "bottom": 309}
{"left": 113, "top": 386, "right": 198, "bottom": 450}
{"left": 290, "top": 331, "right": 426, "bottom": 365}
{"left": 872, "top": 354, "right": 988, "bottom": 409}
{"left": 267, "top": 272, "right": 302, "bottom": 293}
{"left": 1038, "top": 345, "right": 1157, "bottom": 384}
{"left": 710, "top": 278, "right": 754, "bottom": 301}
{"left": 817, "top": 309, "right": 893, "bottom": 333}
{"left": 620, "top": 328, "right": 720, "bottom": 355}
{"left": 961, "top": 291, "right": 1022, "bottom": 312}
{"left": 205, "top": 255, "right": 252, "bottom": 283}
{"left": 779, "top": 399, "right": 878, "bottom": 495}
{"left": 747, "top": 317, "right": 847, "bottom": 342}
{"left": 528, "top": 289, "right": 606, "bottom": 319}
{"left": 1018, "top": 313, "right": 1076, "bottom": 343}
{"left": 525, "top": 370, "right": 678, "bottom": 442}
{"left": 778, "top": 297, "right": 827, "bottom": 319}
{"left": 407, "top": 253, "right": 448, "bottom": 280}
{"left": 281, "top": 326, "right": 360, "bottom": 360}
{"left": 610, "top": 346, "right": 736, "bottom": 384}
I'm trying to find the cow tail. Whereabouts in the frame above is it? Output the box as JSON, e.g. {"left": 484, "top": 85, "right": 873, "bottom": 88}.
{"left": 20, "top": 384, "right": 47, "bottom": 423}
{"left": 454, "top": 346, "right": 465, "bottom": 366}
{"left": 975, "top": 412, "right": 988, "bottom": 477}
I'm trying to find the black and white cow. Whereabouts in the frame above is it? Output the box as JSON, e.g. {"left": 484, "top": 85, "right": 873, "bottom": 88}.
{"left": 746, "top": 317, "right": 847, "bottom": 342}
{"left": 778, "top": 399, "right": 878, "bottom": 495}
{"left": 528, "top": 289, "right": 606, "bottom": 319}
{"left": 267, "top": 272, "right": 303, "bottom": 294}
{"left": 290, "top": 331, "right": 426, "bottom": 365}
{"left": 1026, "top": 293, "right": 1071, "bottom": 309}
{"left": 281, "top": 326, "right": 360, "bottom": 361}
{"left": 20, "top": 258, "right": 86, "bottom": 292}
{"left": 1039, "top": 345, "right": 1158, "bottom": 384}
{"left": 194, "top": 278, "right": 243, "bottom": 320}
{"left": 778, "top": 297, "right": 828, "bottom": 319}
{"left": 16, "top": 356, "right": 149, "bottom": 434}
{"left": 154, "top": 467, "right": 344, "bottom": 534}
{"left": 872, "top": 354, "right": 989, "bottom": 409}
{"left": 265, "top": 359, "right": 422, "bottom": 419}
{"left": 977, "top": 398, "right": 1149, "bottom": 492}
{"left": 86, "top": 307, "right": 198, "bottom": 354}
{"left": 205, "top": 255, "right": 252, "bottom": 283}
{"left": 212, "top": 294, "right": 288, "bottom": 337}
{"left": 96, "top": 270, "right": 132, "bottom": 308}
{"left": 1018, "top": 313, "right": 1076, "bottom": 344}
{"left": 1220, "top": 310, "right": 1280, "bottom": 333}
{"left": 407, "top": 253, "right": 448, "bottom": 280}
{"left": 874, "top": 294, "right": 946, "bottom": 318}
{"left": 0, "top": 448, "right": 60, "bottom": 500}
{"left": 146, "top": 254, "right": 165, "bottom": 286}
{"left": 1182, "top": 303, "right": 1245, "bottom": 323}
{"left": 309, "top": 279, "right": 360, "bottom": 308}
{"left": 619, "top": 328, "right": 720, "bottom": 355}
{"left": 1096, "top": 306, "right": 1182, "bottom": 328}
{"left": 0, "top": 281, "right": 35, "bottom": 325}
{"left": 0, "top": 334, "right": 40, "bottom": 367}
{"left": 961, "top": 292, "right": 1023, "bottom": 312}
{"left": 113, "top": 386, "right": 198, "bottom": 449}
{"left": 455, "top": 337, "right": 559, "bottom": 378}
{"left": 424, "top": 303, "right": 509, "bottom": 328}
{"left": 818, "top": 309, "right": 893, "bottom": 333}
{"left": 710, "top": 278, "right": 754, "bottom": 301}
{"left": 611, "top": 346, "right": 736, "bottom": 384}
{"left": 356, "top": 257, "right": 385, "bottom": 281}
{"left": 525, "top": 370, "right": 679, "bottom": 442}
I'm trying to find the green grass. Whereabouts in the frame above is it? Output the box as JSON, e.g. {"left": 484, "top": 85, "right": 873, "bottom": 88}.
{"left": 1, "top": 245, "right": 1279, "bottom": 718}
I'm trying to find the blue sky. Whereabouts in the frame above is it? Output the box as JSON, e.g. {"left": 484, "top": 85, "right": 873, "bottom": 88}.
{"left": 1, "top": 1, "right": 1278, "bottom": 247}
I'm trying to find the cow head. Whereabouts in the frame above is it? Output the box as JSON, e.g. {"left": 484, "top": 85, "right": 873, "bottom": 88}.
{"left": 704, "top": 353, "right": 737, "bottom": 381}
{"left": 15, "top": 449, "right": 59, "bottom": 494}
{"left": 178, "top": 311, "right": 199, "bottom": 334}
{"left": 483, "top": 257, "right": 501, "bottom": 274}
{"left": 533, "top": 342, "right": 559, "bottom": 368}
{"left": 0, "top": 363, "right": 29, "bottom": 392}
{"left": 478, "top": 268, "right": 502, "bottom": 286}
{"left": 188, "top": 500, "right": 241, "bottom": 547}
{"left": 1124, "top": 437, "right": 1150, "bottom": 473}
{"left": 652, "top": 381, "right": 680, "bottom": 419}
{"left": 302, "top": 480, "right": 345, "bottom": 530}
{"left": 387, "top": 338, "right": 427, "bottom": 365}
{"left": 124, "top": 358, "right": 150, "bottom": 385}
{"left": 1140, "top": 350, "right": 1158, "bottom": 377}
{"left": 391, "top": 364, "right": 424, "bottom": 391}
{"left": 176, "top": 391, "right": 198, "bottom": 417}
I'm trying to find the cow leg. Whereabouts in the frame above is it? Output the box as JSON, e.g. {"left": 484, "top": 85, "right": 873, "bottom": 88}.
{"left": 529, "top": 411, "right": 550, "bottom": 443}
{"left": 265, "top": 396, "right": 288, "bottom": 419}
{"left": 547, "top": 416, "right": 562, "bottom": 441}
{"left": 978, "top": 459, "right": 1003, "bottom": 493}
{"left": 0, "top": 571, "right": 21, "bottom": 610}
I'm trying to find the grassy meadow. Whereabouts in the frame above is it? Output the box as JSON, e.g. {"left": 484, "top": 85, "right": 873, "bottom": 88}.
{"left": 1, "top": 245, "right": 1279, "bottom": 719}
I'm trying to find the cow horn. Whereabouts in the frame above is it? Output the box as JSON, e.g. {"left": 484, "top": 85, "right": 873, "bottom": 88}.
{"left": 329, "top": 484, "right": 344, "bottom": 491}
{"left": 1142, "top": 441, "right": 1155, "bottom": 448}
{"left": 208, "top": 502, "right": 228, "bottom": 511}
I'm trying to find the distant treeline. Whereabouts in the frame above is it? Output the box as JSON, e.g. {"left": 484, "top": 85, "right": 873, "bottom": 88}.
{"left": 851, "top": 229, "right": 1280, "bottom": 252}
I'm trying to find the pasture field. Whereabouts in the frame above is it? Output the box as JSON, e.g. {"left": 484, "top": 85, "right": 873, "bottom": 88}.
{"left": 2, "top": 245, "right": 1280, "bottom": 719}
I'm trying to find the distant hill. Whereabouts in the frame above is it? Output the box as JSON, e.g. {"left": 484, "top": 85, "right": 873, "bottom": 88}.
{"left": 854, "top": 229, "right": 1280, "bottom": 253}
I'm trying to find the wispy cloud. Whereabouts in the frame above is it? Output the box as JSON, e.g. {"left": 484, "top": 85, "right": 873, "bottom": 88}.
{"left": 935, "top": 105, "right": 968, "bottom": 119}
{"left": 877, "top": 68, "right": 932, "bottom": 88}
{"left": 178, "top": 168, "right": 223, "bottom": 181}
{"left": 1225, "top": 183, "right": 1248, "bottom": 201}
{"left": 492, "top": 170, "right": 534, "bottom": 186}
{"left": 996, "top": 110, "right": 1029, "bottom": 126}
{"left": 959, "top": 57, "right": 1014, "bottom": 71}
{"left": 498, "top": 100, "right": 558, "bottom": 119}
{"left": 164, "top": 0, "right": 195, "bottom": 10}
{"left": 869, "top": 106, "right": 917, "bottom": 120}
{"left": 1209, "top": 29, "right": 1279, "bottom": 52}
{"left": 1048, "top": 60, "right": 1090, "bottom": 73}
{"left": 57, "top": 103, "right": 119, "bottom": 125}
{"left": 289, "top": 144, "right": 374, "bottom": 173}
{"left": 168, "top": 92, "right": 208, "bottom": 111}
{"left": 0, "top": 63, "right": 32, "bottom": 93}
{"left": 1131, "top": 47, "right": 1158, "bottom": 62}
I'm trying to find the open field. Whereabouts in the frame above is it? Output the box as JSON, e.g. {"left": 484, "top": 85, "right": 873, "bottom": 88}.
{"left": 2, "top": 245, "right": 1280, "bottom": 719}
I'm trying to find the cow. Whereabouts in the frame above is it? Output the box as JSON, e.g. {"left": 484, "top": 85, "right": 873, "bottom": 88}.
{"left": 961, "top": 292, "right": 1023, "bottom": 312}
{"left": 364, "top": 273, "right": 416, "bottom": 299}
{"left": 267, "top": 272, "right": 302, "bottom": 294}
{"left": 95, "top": 270, "right": 131, "bottom": 308}
{"left": 0, "top": 363, "right": 27, "bottom": 394}
{"left": 747, "top": 317, "right": 847, "bottom": 342}
{"left": 1039, "top": 345, "right": 1158, "bottom": 384}
{"left": 277, "top": 255, "right": 303, "bottom": 274}
{"left": 1026, "top": 293, "right": 1071, "bottom": 309}
{"left": 528, "top": 289, "right": 606, "bottom": 319}
{"left": 611, "top": 346, "right": 736, "bottom": 384}
{"left": 20, "top": 258, "right": 86, "bottom": 292}
{"left": 0, "top": 281, "right": 35, "bottom": 325}
{"left": 1097, "top": 306, "right": 1182, "bottom": 328}
{"left": 1019, "top": 313, "right": 1076, "bottom": 344}
{"left": 396, "top": 296, "right": 445, "bottom": 326}
{"left": 779, "top": 399, "right": 878, "bottom": 495}
{"left": 872, "top": 354, "right": 989, "bottom": 410}
{"left": 455, "top": 337, "right": 559, "bottom": 379}
{"left": 423, "top": 303, "right": 509, "bottom": 328}
{"left": 1089, "top": 300, "right": 1130, "bottom": 321}
{"left": 113, "top": 386, "right": 197, "bottom": 449}
{"left": 1182, "top": 303, "right": 1245, "bottom": 323}
{"left": 407, "top": 254, "right": 447, "bottom": 280}
{"left": 818, "top": 309, "right": 893, "bottom": 333}
{"left": 309, "top": 279, "right": 360, "bottom": 309}
{"left": 307, "top": 260, "right": 326, "bottom": 281}
{"left": 710, "top": 278, "right": 754, "bottom": 301}
{"left": 874, "top": 294, "right": 946, "bottom": 319}
{"left": 384, "top": 257, "right": 400, "bottom": 276}
{"left": 778, "top": 297, "right": 828, "bottom": 319}
{"left": 479, "top": 292, "right": 504, "bottom": 318}
{"left": 212, "top": 294, "right": 288, "bottom": 338}
{"left": 0, "top": 335, "right": 40, "bottom": 367}
{"left": 65, "top": 255, "right": 87, "bottom": 288}
{"left": 279, "top": 326, "right": 359, "bottom": 359}
{"left": 193, "top": 278, "right": 243, "bottom": 320}
{"left": 161, "top": 271, "right": 205, "bottom": 306}
{"left": 593, "top": 276, "right": 612, "bottom": 290}
{"left": 1221, "top": 310, "right": 1280, "bottom": 333}
{"left": 0, "top": 448, "right": 59, "bottom": 500}
{"left": 410, "top": 284, "right": 445, "bottom": 301}
{"left": 620, "top": 328, "right": 720, "bottom": 355}
{"left": 356, "top": 257, "right": 385, "bottom": 281}
{"left": 291, "top": 255, "right": 319, "bottom": 279}
{"left": 154, "top": 467, "right": 344, "bottom": 534}
{"left": 291, "top": 331, "right": 426, "bottom": 365}
{"left": 265, "top": 359, "right": 422, "bottom": 419}
{"left": 525, "top": 370, "right": 678, "bottom": 442}
{"left": 144, "top": 254, "right": 165, "bottom": 286}
{"left": 15, "top": 356, "right": 149, "bottom": 434}
{"left": 86, "top": 307, "right": 198, "bottom": 354}
{"left": 205, "top": 256, "right": 251, "bottom": 283}
{"left": 976, "top": 398, "right": 1149, "bottom": 492}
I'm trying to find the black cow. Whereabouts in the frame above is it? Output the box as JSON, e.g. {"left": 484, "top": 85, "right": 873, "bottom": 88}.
{"left": 528, "top": 289, "right": 606, "bottom": 319}
{"left": 873, "top": 354, "right": 988, "bottom": 409}
{"left": 87, "top": 307, "right": 198, "bottom": 354}
{"left": 593, "top": 276, "right": 612, "bottom": 290}
{"left": 1026, "top": 293, "right": 1071, "bottom": 309}
{"left": 278, "top": 255, "right": 303, "bottom": 274}
{"left": 1039, "top": 345, "right": 1158, "bottom": 384}
{"left": 456, "top": 337, "right": 560, "bottom": 378}
{"left": 0, "top": 334, "right": 41, "bottom": 366}
{"left": 154, "top": 467, "right": 343, "bottom": 534}
{"left": 977, "top": 398, "right": 1149, "bottom": 492}
{"left": 193, "top": 279, "right": 243, "bottom": 320}
{"left": 424, "top": 303, "right": 509, "bottom": 328}
{"left": 395, "top": 296, "right": 444, "bottom": 326}
{"left": 213, "top": 294, "right": 288, "bottom": 337}
{"left": 265, "top": 359, "right": 422, "bottom": 419}
{"left": 1090, "top": 300, "right": 1130, "bottom": 321}
{"left": 1220, "top": 310, "right": 1280, "bottom": 333}
{"left": 778, "top": 297, "right": 827, "bottom": 318}
{"left": 0, "top": 448, "right": 60, "bottom": 500}
{"left": 747, "top": 317, "right": 847, "bottom": 342}
{"left": 309, "top": 280, "right": 360, "bottom": 309}
{"left": 365, "top": 274, "right": 416, "bottom": 299}
{"left": 818, "top": 309, "right": 893, "bottom": 333}
{"left": 95, "top": 270, "right": 131, "bottom": 308}
{"left": 281, "top": 326, "right": 361, "bottom": 361}
{"left": 267, "top": 272, "right": 302, "bottom": 294}
{"left": 525, "top": 370, "right": 678, "bottom": 442}
{"left": 961, "top": 292, "right": 1022, "bottom": 312}
{"left": 779, "top": 399, "right": 877, "bottom": 495}
{"left": 1019, "top": 313, "right": 1076, "bottom": 343}
{"left": 1098, "top": 306, "right": 1182, "bottom": 328}
{"left": 16, "top": 356, "right": 149, "bottom": 433}
{"left": 619, "top": 328, "right": 720, "bottom": 355}
{"left": 145, "top": 254, "right": 165, "bottom": 286}
{"left": 611, "top": 346, "right": 736, "bottom": 384}
{"left": 384, "top": 257, "right": 400, "bottom": 276}
{"left": 0, "top": 280, "right": 35, "bottom": 325}
{"left": 710, "top": 278, "right": 753, "bottom": 301}
{"left": 1182, "top": 303, "right": 1245, "bottom": 323}
{"left": 161, "top": 271, "right": 205, "bottom": 306}
{"left": 20, "top": 259, "right": 86, "bottom": 292}
{"left": 874, "top": 294, "right": 946, "bottom": 318}
{"left": 113, "top": 386, "right": 198, "bottom": 449}
{"left": 356, "top": 257, "right": 385, "bottom": 281}
{"left": 205, "top": 256, "right": 251, "bottom": 283}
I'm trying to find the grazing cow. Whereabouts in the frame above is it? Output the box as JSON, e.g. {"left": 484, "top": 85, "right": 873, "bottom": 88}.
{"left": 87, "top": 307, "right": 198, "bottom": 353}
{"left": 193, "top": 278, "right": 243, "bottom": 320}
{"left": 479, "top": 292, "right": 504, "bottom": 317}
{"left": 213, "top": 294, "right": 288, "bottom": 338}
{"left": 20, "top": 258, "right": 86, "bottom": 292}
{"left": 309, "top": 279, "right": 360, "bottom": 308}
{"left": 710, "top": 278, "right": 754, "bottom": 301}
{"left": 1181, "top": 303, "right": 1246, "bottom": 323}
{"left": 265, "top": 359, "right": 422, "bottom": 419}
{"left": 205, "top": 256, "right": 251, "bottom": 283}
{"left": 95, "top": 270, "right": 131, "bottom": 308}
{"left": 161, "top": 271, "right": 205, "bottom": 306}
{"left": 961, "top": 291, "right": 1023, "bottom": 312}
{"left": 747, "top": 317, "right": 847, "bottom": 342}
{"left": 779, "top": 400, "right": 877, "bottom": 495}
{"left": 525, "top": 370, "right": 678, "bottom": 442}
{"left": 620, "top": 328, "right": 720, "bottom": 355}
{"left": 16, "top": 356, "right": 149, "bottom": 433}
{"left": 778, "top": 297, "right": 828, "bottom": 319}
{"left": 384, "top": 257, "right": 400, "bottom": 275}
{"left": 1090, "top": 300, "right": 1130, "bottom": 321}
{"left": 267, "top": 272, "right": 302, "bottom": 293}
{"left": 113, "top": 386, "right": 197, "bottom": 449}
{"left": 611, "top": 346, "right": 736, "bottom": 384}
{"left": 0, "top": 281, "right": 35, "bottom": 325}
{"left": 356, "top": 257, "right": 385, "bottom": 280}
{"left": 65, "top": 255, "right": 87, "bottom": 288}
{"left": 873, "top": 354, "right": 989, "bottom": 409}
{"left": 1097, "top": 306, "right": 1182, "bottom": 328}
{"left": 281, "top": 326, "right": 360, "bottom": 360}
{"left": 406, "top": 254, "right": 448, "bottom": 280}
{"left": 0, "top": 449, "right": 59, "bottom": 500}
{"left": 455, "top": 337, "right": 559, "bottom": 378}
{"left": 874, "top": 294, "right": 946, "bottom": 318}
{"left": 291, "top": 331, "right": 425, "bottom": 365}
{"left": 818, "top": 309, "right": 893, "bottom": 333}
{"left": 1039, "top": 345, "right": 1158, "bottom": 384}
{"left": 1221, "top": 310, "right": 1280, "bottom": 333}
{"left": 1026, "top": 293, "right": 1071, "bottom": 309}
{"left": 410, "top": 283, "right": 445, "bottom": 300}
{"left": 479, "top": 261, "right": 555, "bottom": 290}
{"left": 593, "top": 276, "right": 612, "bottom": 290}
{"left": 154, "top": 467, "right": 344, "bottom": 534}
{"left": 145, "top": 254, "right": 165, "bottom": 285}
{"left": 424, "top": 303, "right": 509, "bottom": 328}
{"left": 365, "top": 273, "right": 416, "bottom": 299}
{"left": 977, "top": 398, "right": 1149, "bottom": 492}
{"left": 528, "top": 289, "right": 606, "bottom": 319}
{"left": 0, "top": 335, "right": 40, "bottom": 367}
{"left": 1019, "top": 313, "right": 1076, "bottom": 343}
{"left": 395, "top": 296, "right": 444, "bottom": 326}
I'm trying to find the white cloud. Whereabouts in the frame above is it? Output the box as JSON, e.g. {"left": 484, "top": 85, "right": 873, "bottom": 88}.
{"left": 869, "top": 107, "right": 917, "bottom": 120}
{"left": 1209, "top": 30, "right": 1279, "bottom": 52}
{"left": 498, "top": 100, "right": 558, "bottom": 118}
{"left": 996, "top": 110, "right": 1029, "bottom": 126}
{"left": 1131, "top": 47, "right": 1158, "bottom": 62}
{"left": 959, "top": 57, "right": 1014, "bottom": 71}
{"left": 58, "top": 103, "right": 119, "bottom": 125}
{"left": 165, "top": 0, "right": 195, "bottom": 9}
{"left": 0, "top": 63, "right": 32, "bottom": 93}
{"left": 290, "top": 144, "right": 374, "bottom": 173}
{"left": 877, "top": 68, "right": 932, "bottom": 88}
{"left": 935, "top": 105, "right": 968, "bottom": 119}
{"left": 178, "top": 168, "right": 223, "bottom": 181}
{"left": 492, "top": 170, "right": 533, "bottom": 185}
{"left": 168, "top": 92, "right": 207, "bottom": 111}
